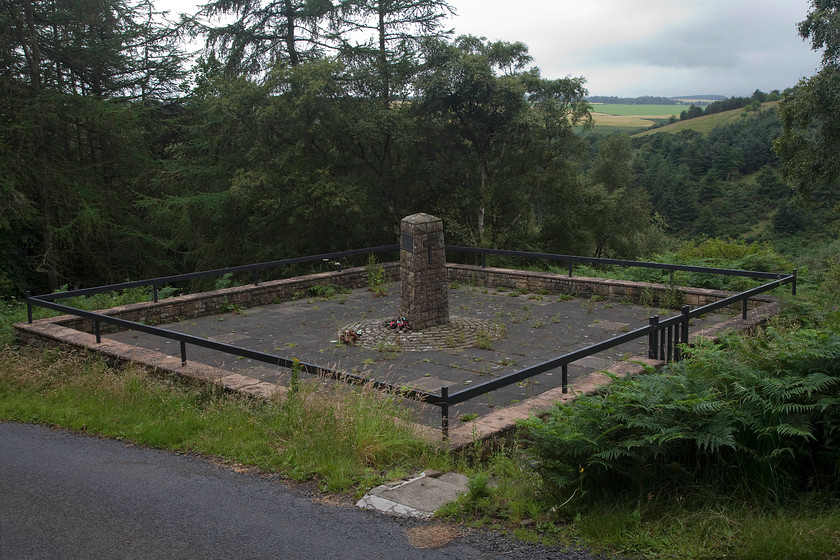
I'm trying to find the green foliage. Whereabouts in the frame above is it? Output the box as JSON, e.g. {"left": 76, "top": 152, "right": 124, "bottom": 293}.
{"left": 774, "top": 65, "right": 840, "bottom": 197}
{"left": 415, "top": 35, "right": 590, "bottom": 248}
{"left": 662, "top": 286, "right": 685, "bottom": 309}
{"left": 773, "top": 2, "right": 840, "bottom": 198}
{"left": 520, "top": 326, "right": 840, "bottom": 505}
{"left": 0, "top": 0, "right": 187, "bottom": 294}
{"left": 306, "top": 283, "right": 348, "bottom": 300}
{"left": 366, "top": 254, "right": 387, "bottom": 296}
{"left": 664, "top": 239, "right": 794, "bottom": 290}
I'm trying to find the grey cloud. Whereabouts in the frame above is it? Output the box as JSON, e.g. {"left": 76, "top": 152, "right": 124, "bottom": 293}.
{"left": 579, "top": 4, "right": 806, "bottom": 71}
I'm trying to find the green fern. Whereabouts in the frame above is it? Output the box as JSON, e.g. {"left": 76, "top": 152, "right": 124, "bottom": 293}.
{"left": 520, "top": 326, "right": 840, "bottom": 505}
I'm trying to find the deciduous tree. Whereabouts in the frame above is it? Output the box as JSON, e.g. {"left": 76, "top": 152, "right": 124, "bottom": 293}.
{"left": 773, "top": 0, "right": 840, "bottom": 196}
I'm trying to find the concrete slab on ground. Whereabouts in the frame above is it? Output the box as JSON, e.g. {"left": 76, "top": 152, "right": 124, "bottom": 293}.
{"left": 356, "top": 471, "right": 470, "bottom": 519}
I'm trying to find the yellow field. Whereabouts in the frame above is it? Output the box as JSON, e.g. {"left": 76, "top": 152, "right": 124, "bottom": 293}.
{"left": 590, "top": 112, "right": 663, "bottom": 128}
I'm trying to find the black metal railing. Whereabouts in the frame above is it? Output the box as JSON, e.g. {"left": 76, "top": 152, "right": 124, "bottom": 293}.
{"left": 446, "top": 245, "right": 796, "bottom": 291}
{"left": 28, "top": 245, "right": 399, "bottom": 306}
{"left": 25, "top": 246, "right": 796, "bottom": 439}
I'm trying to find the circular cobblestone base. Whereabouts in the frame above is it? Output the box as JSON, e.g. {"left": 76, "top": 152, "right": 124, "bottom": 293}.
{"left": 339, "top": 316, "right": 503, "bottom": 351}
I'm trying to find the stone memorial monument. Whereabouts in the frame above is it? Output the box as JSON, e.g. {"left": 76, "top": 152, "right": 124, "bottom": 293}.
{"left": 399, "top": 213, "right": 449, "bottom": 330}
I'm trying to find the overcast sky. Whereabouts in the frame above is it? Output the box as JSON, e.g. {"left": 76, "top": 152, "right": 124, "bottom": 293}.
{"left": 158, "top": 0, "right": 823, "bottom": 98}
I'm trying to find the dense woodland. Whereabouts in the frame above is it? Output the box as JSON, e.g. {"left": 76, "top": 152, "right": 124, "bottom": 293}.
{"left": 1, "top": 0, "right": 837, "bottom": 297}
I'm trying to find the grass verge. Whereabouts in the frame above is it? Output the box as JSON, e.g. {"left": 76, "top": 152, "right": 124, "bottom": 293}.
{"left": 0, "top": 346, "right": 443, "bottom": 494}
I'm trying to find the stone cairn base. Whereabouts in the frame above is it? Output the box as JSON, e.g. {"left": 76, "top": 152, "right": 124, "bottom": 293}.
{"left": 338, "top": 317, "right": 503, "bottom": 352}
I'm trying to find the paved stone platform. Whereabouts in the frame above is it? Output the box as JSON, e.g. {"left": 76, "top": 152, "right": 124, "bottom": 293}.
{"left": 106, "top": 283, "right": 730, "bottom": 429}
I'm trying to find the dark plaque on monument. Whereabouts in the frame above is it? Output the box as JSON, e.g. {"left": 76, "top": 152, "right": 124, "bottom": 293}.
{"left": 401, "top": 232, "right": 414, "bottom": 253}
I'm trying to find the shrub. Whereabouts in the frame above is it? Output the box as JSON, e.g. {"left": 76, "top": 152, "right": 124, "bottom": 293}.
{"left": 519, "top": 327, "right": 840, "bottom": 506}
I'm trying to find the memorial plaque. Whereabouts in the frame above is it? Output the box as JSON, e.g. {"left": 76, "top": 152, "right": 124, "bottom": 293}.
{"left": 401, "top": 232, "right": 414, "bottom": 253}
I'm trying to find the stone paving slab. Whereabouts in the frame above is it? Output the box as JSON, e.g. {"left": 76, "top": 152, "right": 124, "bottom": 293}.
{"left": 356, "top": 471, "right": 470, "bottom": 519}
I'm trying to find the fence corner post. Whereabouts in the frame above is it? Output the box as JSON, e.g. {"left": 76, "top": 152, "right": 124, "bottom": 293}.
{"left": 26, "top": 291, "right": 32, "bottom": 323}
{"left": 792, "top": 269, "right": 797, "bottom": 296}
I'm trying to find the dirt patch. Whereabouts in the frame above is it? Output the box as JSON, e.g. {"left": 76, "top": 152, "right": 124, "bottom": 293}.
{"left": 310, "top": 493, "right": 355, "bottom": 507}
{"left": 405, "top": 524, "right": 463, "bottom": 549}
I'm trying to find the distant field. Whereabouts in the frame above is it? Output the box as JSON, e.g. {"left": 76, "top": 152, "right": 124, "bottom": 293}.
{"left": 633, "top": 101, "right": 780, "bottom": 137}
{"left": 584, "top": 101, "right": 780, "bottom": 135}
{"left": 590, "top": 104, "right": 686, "bottom": 116}
{"left": 588, "top": 114, "right": 662, "bottom": 130}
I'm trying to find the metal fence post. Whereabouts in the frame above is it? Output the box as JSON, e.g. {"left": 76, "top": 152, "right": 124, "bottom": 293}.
{"left": 562, "top": 364, "right": 568, "bottom": 393}
{"left": 792, "top": 269, "right": 797, "bottom": 296}
{"left": 742, "top": 298, "right": 748, "bottom": 320}
{"left": 26, "top": 291, "right": 32, "bottom": 324}
{"left": 648, "top": 315, "right": 660, "bottom": 359}
{"left": 94, "top": 320, "right": 101, "bottom": 344}
{"left": 152, "top": 283, "right": 159, "bottom": 303}
{"left": 180, "top": 341, "right": 187, "bottom": 366}
{"left": 440, "top": 386, "right": 450, "bottom": 439}
{"left": 675, "top": 305, "right": 690, "bottom": 361}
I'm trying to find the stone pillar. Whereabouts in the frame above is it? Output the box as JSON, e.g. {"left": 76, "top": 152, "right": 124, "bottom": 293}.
{"left": 399, "top": 213, "right": 449, "bottom": 330}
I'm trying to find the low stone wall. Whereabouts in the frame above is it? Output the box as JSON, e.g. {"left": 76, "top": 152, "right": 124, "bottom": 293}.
{"left": 45, "top": 262, "right": 401, "bottom": 333}
{"left": 446, "top": 264, "right": 772, "bottom": 310}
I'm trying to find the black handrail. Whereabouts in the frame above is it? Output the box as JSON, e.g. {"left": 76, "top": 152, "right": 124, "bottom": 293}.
{"left": 446, "top": 245, "right": 793, "bottom": 281}
{"left": 33, "top": 245, "right": 400, "bottom": 302}
{"left": 24, "top": 246, "right": 796, "bottom": 439}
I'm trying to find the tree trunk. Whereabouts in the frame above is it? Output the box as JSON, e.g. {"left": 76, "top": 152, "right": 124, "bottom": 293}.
{"left": 21, "top": 0, "right": 42, "bottom": 89}
{"left": 378, "top": 3, "right": 389, "bottom": 106}
{"left": 284, "top": 0, "right": 299, "bottom": 66}
{"left": 478, "top": 163, "right": 487, "bottom": 244}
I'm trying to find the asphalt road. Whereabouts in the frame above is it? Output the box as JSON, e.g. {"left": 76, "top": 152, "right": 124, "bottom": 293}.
{"left": 0, "top": 422, "right": 601, "bottom": 560}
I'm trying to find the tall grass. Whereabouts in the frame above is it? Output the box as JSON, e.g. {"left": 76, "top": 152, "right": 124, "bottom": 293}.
{"left": 0, "top": 348, "right": 437, "bottom": 492}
